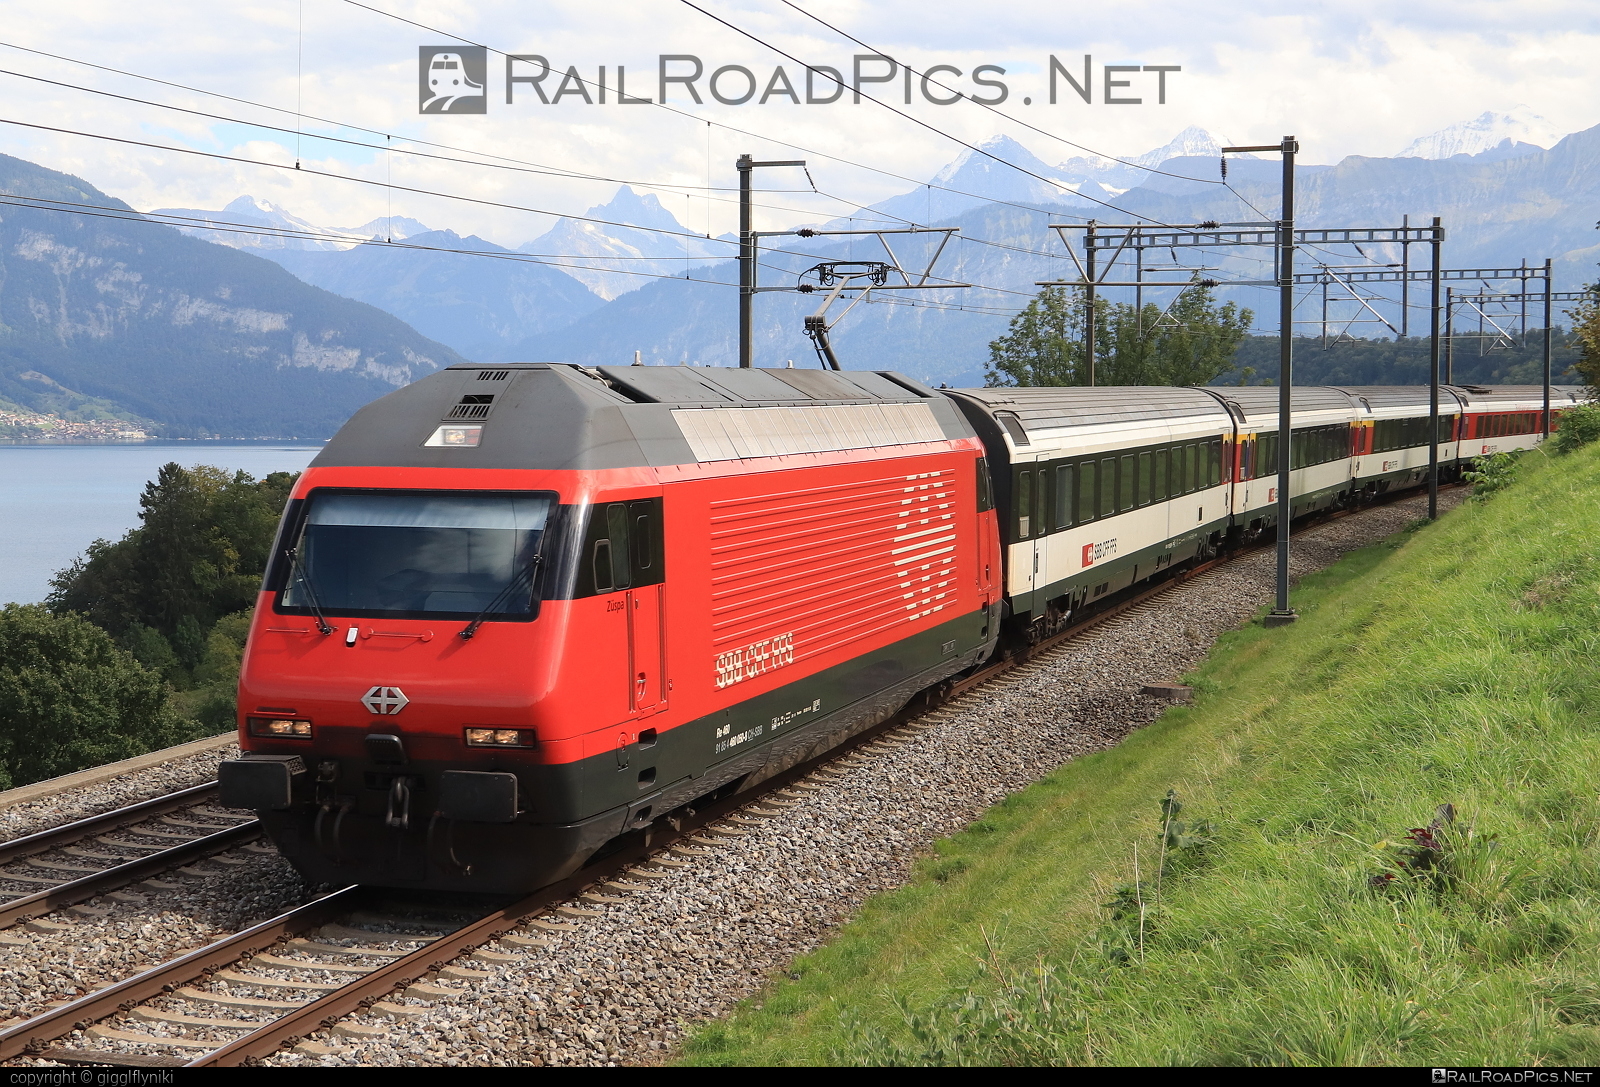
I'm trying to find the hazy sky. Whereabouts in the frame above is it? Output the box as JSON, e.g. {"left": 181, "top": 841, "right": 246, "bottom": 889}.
{"left": 1, "top": 1, "right": 1596, "bottom": 246}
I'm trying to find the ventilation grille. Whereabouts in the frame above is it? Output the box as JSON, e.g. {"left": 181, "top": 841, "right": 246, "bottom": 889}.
{"left": 477, "top": 370, "right": 511, "bottom": 381}
{"left": 446, "top": 394, "right": 494, "bottom": 420}
{"left": 709, "top": 466, "right": 962, "bottom": 678}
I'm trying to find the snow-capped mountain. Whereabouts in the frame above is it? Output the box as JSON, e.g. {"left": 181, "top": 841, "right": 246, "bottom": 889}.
{"left": 146, "top": 195, "right": 374, "bottom": 252}
{"left": 341, "top": 215, "right": 432, "bottom": 241}
{"left": 1397, "top": 107, "right": 1564, "bottom": 160}
{"left": 1055, "top": 125, "right": 1239, "bottom": 196}
{"left": 519, "top": 186, "right": 727, "bottom": 300}
{"left": 868, "top": 134, "right": 1084, "bottom": 225}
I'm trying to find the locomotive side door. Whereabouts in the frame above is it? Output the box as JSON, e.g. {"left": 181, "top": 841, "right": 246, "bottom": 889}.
{"left": 624, "top": 499, "right": 666, "bottom": 718}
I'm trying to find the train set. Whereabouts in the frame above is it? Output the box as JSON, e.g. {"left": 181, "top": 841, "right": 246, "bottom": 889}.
{"left": 218, "top": 365, "right": 1579, "bottom": 893}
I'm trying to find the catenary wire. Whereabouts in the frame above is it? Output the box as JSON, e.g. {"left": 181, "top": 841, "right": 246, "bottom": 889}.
{"left": 0, "top": 39, "right": 1084, "bottom": 268}
{"left": 333, "top": 0, "right": 1112, "bottom": 226}
{"left": 675, "top": 0, "right": 1171, "bottom": 225}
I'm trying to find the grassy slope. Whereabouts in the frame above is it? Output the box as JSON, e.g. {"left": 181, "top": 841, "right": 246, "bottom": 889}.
{"left": 682, "top": 445, "right": 1600, "bottom": 1066}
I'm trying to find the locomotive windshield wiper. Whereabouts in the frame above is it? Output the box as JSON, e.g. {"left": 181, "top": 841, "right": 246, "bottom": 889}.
{"left": 286, "top": 545, "right": 334, "bottom": 636}
{"left": 459, "top": 555, "right": 543, "bottom": 640}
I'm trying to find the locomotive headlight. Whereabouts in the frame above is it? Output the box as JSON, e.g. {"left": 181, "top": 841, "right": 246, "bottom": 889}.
{"left": 424, "top": 424, "right": 483, "bottom": 448}
{"left": 247, "top": 716, "right": 314, "bottom": 738}
{"left": 464, "top": 727, "right": 536, "bottom": 748}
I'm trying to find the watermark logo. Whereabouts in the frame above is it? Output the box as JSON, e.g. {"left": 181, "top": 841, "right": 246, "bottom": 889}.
{"left": 413, "top": 48, "right": 1181, "bottom": 115}
{"left": 420, "top": 46, "right": 487, "bottom": 114}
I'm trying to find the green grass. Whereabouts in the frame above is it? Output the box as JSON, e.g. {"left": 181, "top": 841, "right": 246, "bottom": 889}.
{"left": 680, "top": 445, "right": 1600, "bottom": 1066}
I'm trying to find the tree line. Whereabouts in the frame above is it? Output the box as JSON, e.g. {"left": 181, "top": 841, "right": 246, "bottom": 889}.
{"left": 986, "top": 280, "right": 1600, "bottom": 391}
{"left": 0, "top": 464, "right": 295, "bottom": 789}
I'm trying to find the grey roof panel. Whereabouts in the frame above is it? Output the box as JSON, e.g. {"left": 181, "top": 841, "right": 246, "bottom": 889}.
{"left": 1443, "top": 384, "right": 1585, "bottom": 406}
{"left": 763, "top": 369, "right": 892, "bottom": 400}
{"left": 594, "top": 367, "right": 736, "bottom": 405}
{"left": 1205, "top": 386, "right": 1356, "bottom": 422}
{"left": 689, "top": 367, "right": 819, "bottom": 402}
{"left": 946, "top": 386, "right": 1232, "bottom": 432}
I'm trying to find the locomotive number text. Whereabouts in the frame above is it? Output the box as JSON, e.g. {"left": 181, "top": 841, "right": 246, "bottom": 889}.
{"left": 714, "top": 632, "right": 795, "bottom": 690}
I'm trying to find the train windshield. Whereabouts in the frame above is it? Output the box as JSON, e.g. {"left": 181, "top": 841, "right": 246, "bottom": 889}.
{"left": 281, "top": 492, "right": 553, "bottom": 619}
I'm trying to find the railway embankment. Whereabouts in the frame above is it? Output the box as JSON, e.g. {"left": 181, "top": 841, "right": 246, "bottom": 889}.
{"left": 683, "top": 441, "right": 1600, "bottom": 1067}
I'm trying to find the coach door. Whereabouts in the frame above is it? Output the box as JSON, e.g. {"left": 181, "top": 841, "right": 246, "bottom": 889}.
{"left": 622, "top": 500, "right": 667, "bottom": 717}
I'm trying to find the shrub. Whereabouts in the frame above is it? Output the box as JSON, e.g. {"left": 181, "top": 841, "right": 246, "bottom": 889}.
{"left": 1463, "top": 450, "right": 1524, "bottom": 501}
{"left": 0, "top": 604, "right": 202, "bottom": 789}
{"left": 1553, "top": 402, "right": 1600, "bottom": 454}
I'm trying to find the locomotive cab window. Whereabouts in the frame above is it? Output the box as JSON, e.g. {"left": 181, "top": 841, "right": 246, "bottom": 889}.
{"left": 279, "top": 491, "right": 552, "bottom": 621}
{"left": 585, "top": 499, "right": 664, "bottom": 595}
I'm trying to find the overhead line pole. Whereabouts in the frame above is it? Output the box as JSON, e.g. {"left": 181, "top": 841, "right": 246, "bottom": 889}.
{"left": 1225, "top": 136, "right": 1299, "bottom": 627}
{"left": 738, "top": 154, "right": 806, "bottom": 368}
{"left": 1544, "top": 258, "right": 1554, "bottom": 437}
{"left": 1440, "top": 216, "right": 1452, "bottom": 521}
{"left": 1444, "top": 287, "right": 1454, "bottom": 384}
{"left": 1085, "top": 221, "right": 1098, "bottom": 386}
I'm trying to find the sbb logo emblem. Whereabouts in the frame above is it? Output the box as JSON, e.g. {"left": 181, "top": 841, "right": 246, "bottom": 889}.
{"left": 1081, "top": 538, "right": 1118, "bottom": 568}
{"left": 420, "top": 46, "right": 487, "bottom": 114}
{"left": 362, "top": 686, "right": 410, "bottom": 715}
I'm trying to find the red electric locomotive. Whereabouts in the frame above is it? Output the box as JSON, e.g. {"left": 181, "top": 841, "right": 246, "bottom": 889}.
{"left": 221, "top": 363, "right": 1000, "bottom": 892}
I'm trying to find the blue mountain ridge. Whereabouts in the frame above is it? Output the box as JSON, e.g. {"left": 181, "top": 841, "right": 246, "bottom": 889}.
{"left": 0, "top": 153, "right": 467, "bottom": 438}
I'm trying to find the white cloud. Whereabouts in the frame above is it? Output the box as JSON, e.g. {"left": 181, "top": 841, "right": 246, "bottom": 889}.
{"left": 0, "top": 0, "right": 1594, "bottom": 247}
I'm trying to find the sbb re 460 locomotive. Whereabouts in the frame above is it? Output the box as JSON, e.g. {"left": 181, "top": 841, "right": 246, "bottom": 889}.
{"left": 218, "top": 363, "right": 1576, "bottom": 892}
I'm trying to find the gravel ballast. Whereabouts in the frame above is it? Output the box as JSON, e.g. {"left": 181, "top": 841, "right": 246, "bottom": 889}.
{"left": 0, "top": 744, "right": 239, "bottom": 845}
{"left": 232, "top": 493, "right": 1453, "bottom": 1067}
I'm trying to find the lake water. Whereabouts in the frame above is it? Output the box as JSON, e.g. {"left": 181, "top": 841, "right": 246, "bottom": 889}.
{"left": 0, "top": 442, "right": 323, "bottom": 606}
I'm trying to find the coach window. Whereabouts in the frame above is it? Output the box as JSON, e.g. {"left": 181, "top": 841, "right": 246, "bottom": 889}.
{"left": 1054, "top": 465, "right": 1074, "bottom": 530}
{"left": 1136, "top": 451, "right": 1153, "bottom": 506}
{"left": 1077, "top": 461, "right": 1097, "bottom": 524}
{"left": 1015, "top": 469, "right": 1033, "bottom": 538}
{"left": 1099, "top": 458, "right": 1116, "bottom": 517}
{"left": 1154, "top": 447, "right": 1171, "bottom": 501}
{"left": 1037, "top": 470, "right": 1049, "bottom": 535}
{"left": 1118, "top": 455, "right": 1136, "bottom": 512}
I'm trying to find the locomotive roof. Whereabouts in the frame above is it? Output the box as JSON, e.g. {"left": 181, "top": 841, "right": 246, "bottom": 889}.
{"left": 311, "top": 362, "right": 976, "bottom": 471}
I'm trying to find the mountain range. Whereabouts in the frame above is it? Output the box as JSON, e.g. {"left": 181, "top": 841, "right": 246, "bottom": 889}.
{"left": 0, "top": 107, "right": 1595, "bottom": 436}
{"left": 0, "top": 155, "right": 465, "bottom": 438}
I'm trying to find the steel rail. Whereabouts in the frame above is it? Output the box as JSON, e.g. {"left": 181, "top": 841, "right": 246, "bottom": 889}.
{"left": 14, "top": 483, "right": 1459, "bottom": 1066}
{"left": 0, "top": 886, "right": 362, "bottom": 1061}
{"left": 0, "top": 782, "right": 219, "bottom": 866}
{"left": 0, "top": 819, "right": 261, "bottom": 930}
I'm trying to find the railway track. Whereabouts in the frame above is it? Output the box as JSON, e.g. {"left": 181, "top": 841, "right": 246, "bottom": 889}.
{"left": 0, "top": 784, "right": 260, "bottom": 931}
{"left": 0, "top": 768, "right": 872, "bottom": 1067}
{"left": 0, "top": 488, "right": 1454, "bottom": 1067}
